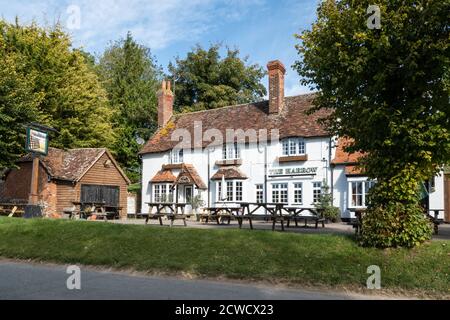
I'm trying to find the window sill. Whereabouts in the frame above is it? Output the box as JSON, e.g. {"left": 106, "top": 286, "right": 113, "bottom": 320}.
{"left": 277, "top": 155, "right": 308, "bottom": 162}
{"left": 215, "top": 159, "right": 243, "bottom": 166}
{"left": 162, "top": 164, "right": 184, "bottom": 170}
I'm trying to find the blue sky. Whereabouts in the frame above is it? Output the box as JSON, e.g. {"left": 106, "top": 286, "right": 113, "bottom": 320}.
{"left": 0, "top": 0, "right": 320, "bottom": 96}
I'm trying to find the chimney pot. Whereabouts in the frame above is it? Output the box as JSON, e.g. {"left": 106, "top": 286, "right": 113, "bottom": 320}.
{"left": 267, "top": 60, "right": 286, "bottom": 114}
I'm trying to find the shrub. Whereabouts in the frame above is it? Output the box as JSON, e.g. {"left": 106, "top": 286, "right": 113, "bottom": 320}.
{"left": 314, "top": 180, "right": 341, "bottom": 222}
{"left": 360, "top": 202, "right": 433, "bottom": 248}
{"left": 322, "top": 206, "right": 341, "bottom": 222}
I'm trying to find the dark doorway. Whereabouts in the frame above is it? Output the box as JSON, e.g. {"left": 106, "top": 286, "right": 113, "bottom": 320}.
{"left": 80, "top": 184, "right": 119, "bottom": 207}
{"left": 185, "top": 186, "right": 193, "bottom": 203}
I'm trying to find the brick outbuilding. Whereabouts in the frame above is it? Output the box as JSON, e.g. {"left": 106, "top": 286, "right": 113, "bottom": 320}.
{"left": 0, "top": 148, "right": 130, "bottom": 218}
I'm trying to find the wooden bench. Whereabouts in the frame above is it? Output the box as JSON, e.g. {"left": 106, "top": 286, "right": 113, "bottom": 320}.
{"left": 289, "top": 215, "right": 326, "bottom": 229}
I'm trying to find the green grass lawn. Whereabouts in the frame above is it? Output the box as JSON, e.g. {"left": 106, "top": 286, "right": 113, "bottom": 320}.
{"left": 0, "top": 217, "right": 448, "bottom": 297}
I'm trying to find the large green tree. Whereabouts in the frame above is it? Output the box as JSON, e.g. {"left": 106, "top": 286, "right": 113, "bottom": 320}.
{"left": 169, "top": 44, "right": 267, "bottom": 112}
{"left": 295, "top": 0, "right": 449, "bottom": 247}
{"left": 97, "top": 32, "right": 162, "bottom": 181}
{"left": 0, "top": 49, "right": 43, "bottom": 169}
{"left": 0, "top": 20, "right": 115, "bottom": 152}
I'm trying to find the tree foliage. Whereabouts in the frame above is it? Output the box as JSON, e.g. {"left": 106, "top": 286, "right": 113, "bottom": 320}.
{"left": 0, "top": 19, "right": 115, "bottom": 162}
{"left": 0, "top": 47, "right": 43, "bottom": 169}
{"left": 169, "top": 44, "right": 267, "bottom": 113}
{"left": 294, "top": 0, "right": 449, "bottom": 247}
{"left": 97, "top": 32, "right": 162, "bottom": 181}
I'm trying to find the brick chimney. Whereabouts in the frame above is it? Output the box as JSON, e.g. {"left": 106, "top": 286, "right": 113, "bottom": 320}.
{"left": 157, "top": 80, "right": 174, "bottom": 127}
{"left": 267, "top": 60, "right": 286, "bottom": 114}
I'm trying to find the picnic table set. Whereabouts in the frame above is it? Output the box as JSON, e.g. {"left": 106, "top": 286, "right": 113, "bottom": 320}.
{"left": 143, "top": 201, "right": 327, "bottom": 231}
{"left": 63, "top": 202, "right": 122, "bottom": 221}
{"left": 0, "top": 203, "right": 26, "bottom": 217}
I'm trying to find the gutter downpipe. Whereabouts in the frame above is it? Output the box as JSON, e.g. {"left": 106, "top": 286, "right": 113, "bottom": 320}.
{"left": 329, "top": 137, "right": 335, "bottom": 207}
{"left": 207, "top": 148, "right": 211, "bottom": 208}
{"left": 264, "top": 144, "right": 268, "bottom": 215}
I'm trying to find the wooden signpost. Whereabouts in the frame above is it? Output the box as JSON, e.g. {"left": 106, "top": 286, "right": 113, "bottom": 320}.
{"left": 24, "top": 123, "right": 56, "bottom": 218}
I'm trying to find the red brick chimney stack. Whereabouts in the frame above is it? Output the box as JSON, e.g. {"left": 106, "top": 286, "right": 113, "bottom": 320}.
{"left": 158, "top": 80, "right": 174, "bottom": 127}
{"left": 267, "top": 60, "right": 286, "bottom": 114}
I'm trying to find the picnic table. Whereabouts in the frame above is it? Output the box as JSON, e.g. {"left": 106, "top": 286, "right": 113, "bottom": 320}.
{"left": 212, "top": 202, "right": 328, "bottom": 231}
{"left": 144, "top": 202, "right": 188, "bottom": 227}
{"left": 71, "top": 202, "right": 122, "bottom": 220}
{"left": 348, "top": 208, "right": 366, "bottom": 235}
{"left": 428, "top": 209, "right": 443, "bottom": 235}
{"left": 0, "top": 203, "right": 26, "bottom": 217}
{"left": 201, "top": 207, "right": 241, "bottom": 225}
{"left": 238, "top": 202, "right": 289, "bottom": 231}
{"left": 283, "top": 207, "right": 326, "bottom": 228}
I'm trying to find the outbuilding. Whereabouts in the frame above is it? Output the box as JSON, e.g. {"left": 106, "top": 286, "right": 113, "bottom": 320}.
{"left": 0, "top": 148, "right": 130, "bottom": 218}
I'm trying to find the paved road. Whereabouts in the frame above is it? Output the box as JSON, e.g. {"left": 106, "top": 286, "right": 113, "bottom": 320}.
{"left": 0, "top": 260, "right": 384, "bottom": 300}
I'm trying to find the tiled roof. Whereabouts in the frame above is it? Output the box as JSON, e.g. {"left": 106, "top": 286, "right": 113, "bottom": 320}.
{"left": 150, "top": 169, "right": 177, "bottom": 183}
{"left": 345, "top": 165, "right": 365, "bottom": 176}
{"left": 19, "top": 147, "right": 130, "bottom": 183}
{"left": 332, "top": 138, "right": 365, "bottom": 165}
{"left": 175, "top": 164, "right": 207, "bottom": 189}
{"left": 211, "top": 167, "right": 248, "bottom": 180}
{"left": 140, "top": 94, "right": 331, "bottom": 154}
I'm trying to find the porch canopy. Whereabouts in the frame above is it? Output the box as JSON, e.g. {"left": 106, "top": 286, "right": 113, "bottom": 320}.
{"left": 173, "top": 164, "right": 207, "bottom": 190}
{"left": 211, "top": 166, "right": 248, "bottom": 180}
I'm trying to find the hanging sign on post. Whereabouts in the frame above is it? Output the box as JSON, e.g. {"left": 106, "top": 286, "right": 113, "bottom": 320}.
{"left": 26, "top": 127, "right": 49, "bottom": 156}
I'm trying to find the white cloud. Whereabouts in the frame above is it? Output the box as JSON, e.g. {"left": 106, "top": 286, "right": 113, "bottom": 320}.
{"left": 0, "top": 0, "right": 266, "bottom": 51}
{"left": 285, "top": 81, "right": 313, "bottom": 96}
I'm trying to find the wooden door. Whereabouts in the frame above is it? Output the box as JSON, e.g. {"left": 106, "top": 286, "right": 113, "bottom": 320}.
{"left": 80, "top": 184, "right": 119, "bottom": 207}
{"left": 445, "top": 175, "right": 450, "bottom": 222}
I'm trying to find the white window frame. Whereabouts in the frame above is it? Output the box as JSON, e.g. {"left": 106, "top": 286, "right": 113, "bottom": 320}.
{"left": 312, "top": 182, "right": 322, "bottom": 204}
{"left": 281, "top": 138, "right": 306, "bottom": 156}
{"left": 216, "top": 180, "right": 244, "bottom": 202}
{"left": 282, "top": 140, "right": 289, "bottom": 156}
{"left": 170, "top": 149, "right": 184, "bottom": 164}
{"left": 153, "top": 183, "right": 174, "bottom": 202}
{"left": 350, "top": 181, "right": 363, "bottom": 207}
{"left": 235, "top": 181, "right": 243, "bottom": 201}
{"left": 222, "top": 143, "right": 241, "bottom": 160}
{"left": 293, "top": 183, "right": 303, "bottom": 204}
{"left": 153, "top": 185, "right": 161, "bottom": 202}
{"left": 256, "top": 184, "right": 264, "bottom": 203}
{"left": 348, "top": 179, "right": 375, "bottom": 208}
{"left": 226, "top": 181, "right": 234, "bottom": 201}
{"left": 272, "top": 183, "right": 288, "bottom": 204}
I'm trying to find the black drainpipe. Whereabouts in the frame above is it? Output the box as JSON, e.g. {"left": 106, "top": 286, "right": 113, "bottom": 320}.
{"left": 328, "top": 137, "right": 336, "bottom": 210}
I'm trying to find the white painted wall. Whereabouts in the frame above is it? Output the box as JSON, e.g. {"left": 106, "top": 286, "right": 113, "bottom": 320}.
{"left": 141, "top": 139, "right": 446, "bottom": 219}
{"left": 429, "top": 172, "right": 445, "bottom": 219}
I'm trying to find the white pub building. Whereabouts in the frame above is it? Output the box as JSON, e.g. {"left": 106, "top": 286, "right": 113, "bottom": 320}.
{"left": 140, "top": 60, "right": 449, "bottom": 222}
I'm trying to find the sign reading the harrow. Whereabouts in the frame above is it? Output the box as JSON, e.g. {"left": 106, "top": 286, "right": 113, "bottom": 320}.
{"left": 269, "top": 167, "right": 318, "bottom": 176}
{"left": 26, "top": 127, "right": 49, "bottom": 155}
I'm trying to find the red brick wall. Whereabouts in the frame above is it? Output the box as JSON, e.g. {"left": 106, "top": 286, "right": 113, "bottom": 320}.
{"left": 0, "top": 162, "right": 52, "bottom": 208}
{"left": 1, "top": 163, "right": 31, "bottom": 201}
